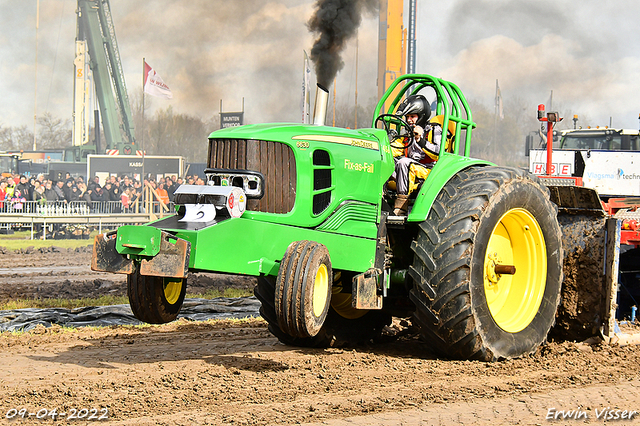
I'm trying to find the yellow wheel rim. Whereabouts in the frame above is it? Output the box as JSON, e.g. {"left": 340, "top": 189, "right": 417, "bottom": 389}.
{"left": 163, "top": 278, "right": 183, "bottom": 305}
{"left": 331, "top": 290, "right": 368, "bottom": 319}
{"left": 483, "top": 208, "right": 547, "bottom": 333}
{"left": 330, "top": 272, "right": 367, "bottom": 320}
{"left": 312, "top": 264, "right": 329, "bottom": 318}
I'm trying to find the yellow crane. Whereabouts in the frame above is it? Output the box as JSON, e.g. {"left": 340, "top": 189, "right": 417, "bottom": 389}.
{"left": 377, "top": 0, "right": 416, "bottom": 112}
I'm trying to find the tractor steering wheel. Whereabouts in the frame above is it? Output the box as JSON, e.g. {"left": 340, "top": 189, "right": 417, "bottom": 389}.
{"left": 375, "top": 114, "right": 414, "bottom": 144}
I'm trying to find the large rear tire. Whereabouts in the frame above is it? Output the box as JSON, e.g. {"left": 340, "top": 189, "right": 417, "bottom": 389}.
{"left": 409, "top": 167, "right": 563, "bottom": 361}
{"left": 128, "top": 268, "right": 187, "bottom": 324}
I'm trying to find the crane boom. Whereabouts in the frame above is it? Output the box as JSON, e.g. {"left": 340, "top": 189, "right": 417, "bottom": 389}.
{"left": 377, "top": 0, "right": 406, "bottom": 113}
{"left": 76, "top": 0, "right": 136, "bottom": 156}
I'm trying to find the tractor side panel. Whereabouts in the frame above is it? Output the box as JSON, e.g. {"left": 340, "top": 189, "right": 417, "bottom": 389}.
{"left": 173, "top": 218, "right": 378, "bottom": 276}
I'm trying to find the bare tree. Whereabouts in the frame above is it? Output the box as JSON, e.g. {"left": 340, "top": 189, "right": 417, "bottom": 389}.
{"left": 37, "top": 112, "right": 72, "bottom": 149}
{"left": 466, "top": 96, "right": 540, "bottom": 168}
{"left": 0, "top": 125, "right": 34, "bottom": 151}
{"left": 147, "top": 106, "right": 208, "bottom": 162}
{"left": 0, "top": 125, "right": 12, "bottom": 151}
{"left": 334, "top": 96, "right": 378, "bottom": 129}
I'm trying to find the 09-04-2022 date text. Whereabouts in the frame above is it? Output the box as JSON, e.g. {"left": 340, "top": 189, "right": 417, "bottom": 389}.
{"left": 6, "top": 407, "right": 108, "bottom": 421}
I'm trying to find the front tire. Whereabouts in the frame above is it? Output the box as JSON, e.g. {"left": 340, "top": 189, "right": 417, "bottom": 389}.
{"left": 128, "top": 268, "right": 187, "bottom": 324}
{"left": 409, "top": 167, "right": 563, "bottom": 361}
{"left": 275, "top": 241, "right": 332, "bottom": 338}
{"left": 256, "top": 272, "right": 391, "bottom": 348}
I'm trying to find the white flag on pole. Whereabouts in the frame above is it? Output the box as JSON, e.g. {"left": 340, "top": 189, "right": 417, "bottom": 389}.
{"left": 302, "top": 51, "right": 311, "bottom": 124}
{"left": 495, "top": 79, "right": 504, "bottom": 120}
{"left": 144, "top": 61, "right": 173, "bottom": 99}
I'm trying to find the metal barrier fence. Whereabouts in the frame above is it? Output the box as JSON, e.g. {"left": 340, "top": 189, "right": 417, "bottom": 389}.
{"left": 0, "top": 200, "right": 176, "bottom": 240}
{"left": 0, "top": 200, "right": 175, "bottom": 215}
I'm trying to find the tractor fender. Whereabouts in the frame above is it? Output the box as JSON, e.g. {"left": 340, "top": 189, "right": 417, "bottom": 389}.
{"left": 407, "top": 154, "right": 493, "bottom": 222}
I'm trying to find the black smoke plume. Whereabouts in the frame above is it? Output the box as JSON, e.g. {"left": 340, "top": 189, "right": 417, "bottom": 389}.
{"left": 308, "top": 0, "right": 377, "bottom": 87}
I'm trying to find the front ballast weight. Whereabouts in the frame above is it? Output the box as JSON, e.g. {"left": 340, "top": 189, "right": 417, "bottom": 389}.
{"left": 91, "top": 183, "right": 250, "bottom": 278}
{"left": 91, "top": 226, "right": 190, "bottom": 279}
{"left": 91, "top": 226, "right": 192, "bottom": 325}
{"left": 90, "top": 179, "right": 255, "bottom": 325}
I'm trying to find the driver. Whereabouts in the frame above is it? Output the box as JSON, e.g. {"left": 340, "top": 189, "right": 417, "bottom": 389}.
{"left": 390, "top": 94, "right": 437, "bottom": 215}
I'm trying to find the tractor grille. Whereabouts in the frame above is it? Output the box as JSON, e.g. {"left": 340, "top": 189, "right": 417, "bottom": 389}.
{"left": 312, "top": 149, "right": 332, "bottom": 215}
{"left": 208, "top": 139, "right": 296, "bottom": 214}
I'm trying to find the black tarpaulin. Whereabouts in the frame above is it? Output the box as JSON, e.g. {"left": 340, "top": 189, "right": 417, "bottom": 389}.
{"left": 0, "top": 297, "right": 261, "bottom": 332}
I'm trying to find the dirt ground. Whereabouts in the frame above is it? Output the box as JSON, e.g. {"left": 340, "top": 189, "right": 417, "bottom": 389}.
{"left": 0, "top": 248, "right": 639, "bottom": 425}
{"left": 0, "top": 246, "right": 255, "bottom": 301}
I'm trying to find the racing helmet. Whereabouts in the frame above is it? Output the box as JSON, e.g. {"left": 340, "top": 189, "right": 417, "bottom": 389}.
{"left": 396, "top": 95, "right": 430, "bottom": 128}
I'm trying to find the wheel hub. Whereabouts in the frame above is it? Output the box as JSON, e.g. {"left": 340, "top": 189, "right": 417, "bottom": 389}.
{"left": 483, "top": 208, "right": 547, "bottom": 333}
{"left": 163, "top": 278, "right": 183, "bottom": 305}
{"left": 485, "top": 252, "right": 500, "bottom": 285}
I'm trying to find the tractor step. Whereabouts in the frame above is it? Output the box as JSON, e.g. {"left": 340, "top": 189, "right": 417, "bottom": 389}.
{"left": 386, "top": 215, "right": 406, "bottom": 227}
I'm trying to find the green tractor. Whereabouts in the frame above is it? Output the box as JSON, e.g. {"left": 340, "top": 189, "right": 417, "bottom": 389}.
{"left": 92, "top": 74, "right": 563, "bottom": 361}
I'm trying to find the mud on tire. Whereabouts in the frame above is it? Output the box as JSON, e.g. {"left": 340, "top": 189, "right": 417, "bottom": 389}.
{"left": 275, "top": 241, "right": 332, "bottom": 338}
{"left": 255, "top": 274, "right": 391, "bottom": 348}
{"left": 128, "top": 268, "right": 187, "bottom": 324}
{"left": 409, "top": 166, "right": 563, "bottom": 361}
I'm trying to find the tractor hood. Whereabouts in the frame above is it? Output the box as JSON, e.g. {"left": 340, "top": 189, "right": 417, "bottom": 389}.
{"left": 209, "top": 122, "right": 386, "bottom": 147}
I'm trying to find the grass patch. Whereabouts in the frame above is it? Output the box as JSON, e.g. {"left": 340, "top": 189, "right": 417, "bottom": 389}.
{"left": 0, "top": 295, "right": 129, "bottom": 310}
{"left": 190, "top": 288, "right": 254, "bottom": 299}
{"left": 0, "top": 229, "right": 107, "bottom": 251}
{"left": 0, "top": 288, "right": 254, "bottom": 310}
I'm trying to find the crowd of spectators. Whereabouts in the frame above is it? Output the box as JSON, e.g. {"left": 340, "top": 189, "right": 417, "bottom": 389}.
{"left": 0, "top": 172, "right": 205, "bottom": 213}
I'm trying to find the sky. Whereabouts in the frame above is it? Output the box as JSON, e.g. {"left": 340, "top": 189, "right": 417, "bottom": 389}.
{"left": 1, "top": 0, "right": 640, "bottom": 132}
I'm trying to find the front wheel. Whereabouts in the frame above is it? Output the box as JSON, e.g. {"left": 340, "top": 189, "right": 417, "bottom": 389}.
{"left": 255, "top": 271, "right": 391, "bottom": 348}
{"left": 128, "top": 268, "right": 187, "bottom": 324}
{"left": 410, "top": 167, "right": 563, "bottom": 361}
{"left": 275, "top": 241, "right": 333, "bottom": 338}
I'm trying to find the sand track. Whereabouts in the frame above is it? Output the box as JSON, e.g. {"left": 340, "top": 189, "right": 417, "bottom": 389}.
{"left": 0, "top": 248, "right": 638, "bottom": 425}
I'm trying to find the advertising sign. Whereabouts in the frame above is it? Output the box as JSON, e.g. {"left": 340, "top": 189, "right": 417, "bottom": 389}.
{"left": 220, "top": 112, "right": 244, "bottom": 129}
